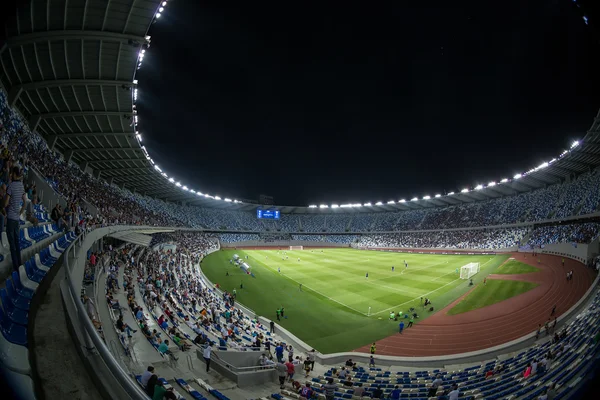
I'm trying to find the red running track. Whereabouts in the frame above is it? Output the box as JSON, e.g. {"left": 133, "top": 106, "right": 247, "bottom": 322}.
{"left": 355, "top": 253, "right": 597, "bottom": 357}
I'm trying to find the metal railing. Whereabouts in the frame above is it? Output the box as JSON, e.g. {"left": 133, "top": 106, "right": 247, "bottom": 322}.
{"left": 63, "top": 228, "right": 150, "bottom": 400}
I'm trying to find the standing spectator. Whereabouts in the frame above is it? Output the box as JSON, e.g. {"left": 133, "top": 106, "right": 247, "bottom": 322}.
{"left": 390, "top": 385, "right": 401, "bottom": 400}
{"left": 429, "top": 375, "right": 443, "bottom": 397}
{"left": 285, "top": 359, "right": 295, "bottom": 382}
{"left": 270, "top": 320, "right": 275, "bottom": 333}
{"left": 399, "top": 320, "right": 405, "bottom": 334}
{"left": 4, "top": 166, "right": 25, "bottom": 272}
{"left": 276, "top": 361, "right": 287, "bottom": 389}
{"left": 370, "top": 342, "right": 376, "bottom": 354}
{"left": 372, "top": 385, "right": 384, "bottom": 399}
{"left": 322, "top": 378, "right": 337, "bottom": 400}
{"left": 306, "top": 349, "right": 316, "bottom": 371}
{"left": 203, "top": 344, "right": 212, "bottom": 372}
{"left": 369, "top": 356, "right": 375, "bottom": 368}
{"left": 408, "top": 315, "right": 414, "bottom": 328}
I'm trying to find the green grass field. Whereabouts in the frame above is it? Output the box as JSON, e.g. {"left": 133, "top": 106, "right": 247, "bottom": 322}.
{"left": 201, "top": 248, "right": 510, "bottom": 353}
{"left": 448, "top": 279, "right": 539, "bottom": 315}
{"left": 495, "top": 259, "right": 540, "bottom": 275}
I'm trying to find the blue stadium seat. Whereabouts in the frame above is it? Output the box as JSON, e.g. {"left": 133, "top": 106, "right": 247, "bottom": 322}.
{"left": 9, "top": 271, "right": 35, "bottom": 299}
{"left": 0, "top": 289, "right": 29, "bottom": 326}
{"left": 5, "top": 281, "right": 31, "bottom": 311}
{"left": 0, "top": 303, "right": 27, "bottom": 346}
{"left": 24, "top": 258, "right": 47, "bottom": 284}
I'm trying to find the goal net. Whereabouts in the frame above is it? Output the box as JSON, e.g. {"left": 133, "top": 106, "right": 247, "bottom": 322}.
{"left": 289, "top": 246, "right": 303, "bottom": 250}
{"left": 460, "top": 262, "right": 480, "bottom": 279}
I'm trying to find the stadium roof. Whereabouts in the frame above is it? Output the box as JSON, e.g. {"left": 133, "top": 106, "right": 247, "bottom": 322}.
{"left": 1, "top": 1, "right": 600, "bottom": 214}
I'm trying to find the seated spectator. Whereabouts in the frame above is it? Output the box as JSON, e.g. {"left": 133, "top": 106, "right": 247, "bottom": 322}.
{"left": 116, "top": 315, "right": 136, "bottom": 338}
{"left": 140, "top": 366, "right": 155, "bottom": 387}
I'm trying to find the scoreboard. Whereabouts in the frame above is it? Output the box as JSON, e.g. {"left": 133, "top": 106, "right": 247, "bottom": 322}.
{"left": 257, "top": 209, "right": 280, "bottom": 219}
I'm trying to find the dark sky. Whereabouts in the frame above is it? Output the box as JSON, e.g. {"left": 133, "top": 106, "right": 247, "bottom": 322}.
{"left": 136, "top": 0, "right": 600, "bottom": 206}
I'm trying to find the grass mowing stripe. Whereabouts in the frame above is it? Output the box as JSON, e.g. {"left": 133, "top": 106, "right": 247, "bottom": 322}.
{"left": 447, "top": 279, "right": 539, "bottom": 315}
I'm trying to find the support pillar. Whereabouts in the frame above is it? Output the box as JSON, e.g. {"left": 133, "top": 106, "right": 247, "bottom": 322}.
{"left": 28, "top": 115, "right": 41, "bottom": 132}
{"left": 80, "top": 161, "right": 89, "bottom": 172}
{"left": 48, "top": 135, "right": 58, "bottom": 150}
{"left": 93, "top": 169, "right": 101, "bottom": 179}
{"left": 64, "top": 150, "right": 74, "bottom": 164}
{"left": 8, "top": 86, "right": 23, "bottom": 107}
{"left": 107, "top": 177, "right": 114, "bottom": 186}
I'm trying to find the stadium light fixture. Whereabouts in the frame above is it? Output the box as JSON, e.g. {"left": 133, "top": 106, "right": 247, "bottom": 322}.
{"left": 387, "top": 200, "right": 395, "bottom": 204}
{"left": 168, "top": 177, "right": 175, "bottom": 183}
{"left": 461, "top": 188, "right": 469, "bottom": 193}
{"left": 163, "top": 1, "right": 167, "bottom": 6}
{"left": 182, "top": 186, "right": 188, "bottom": 190}
{"left": 340, "top": 204, "right": 351, "bottom": 208}
{"left": 435, "top": 194, "right": 441, "bottom": 198}
{"left": 363, "top": 202, "right": 372, "bottom": 206}
{"left": 571, "top": 140, "right": 579, "bottom": 148}
{"left": 423, "top": 196, "right": 431, "bottom": 200}
{"left": 161, "top": 172, "right": 167, "bottom": 177}
{"left": 475, "top": 184, "right": 483, "bottom": 190}
{"left": 214, "top": 196, "right": 221, "bottom": 200}
{"left": 448, "top": 192, "right": 455, "bottom": 195}
{"left": 156, "top": 13, "right": 161, "bottom": 18}
{"left": 411, "top": 197, "right": 418, "bottom": 201}
{"left": 159, "top": 7, "right": 164, "bottom": 12}
{"left": 513, "top": 173, "right": 522, "bottom": 179}
{"left": 319, "top": 204, "right": 329, "bottom": 208}
{"left": 500, "top": 178, "right": 508, "bottom": 183}
{"left": 375, "top": 201, "right": 383, "bottom": 206}
{"left": 537, "top": 162, "right": 549, "bottom": 169}
{"left": 224, "top": 198, "right": 232, "bottom": 202}
{"left": 331, "top": 204, "right": 339, "bottom": 208}
{"left": 175, "top": 182, "right": 181, "bottom": 187}
{"left": 197, "top": 192, "right": 203, "bottom": 196}
{"left": 352, "top": 203, "right": 362, "bottom": 207}
{"left": 308, "top": 205, "right": 317, "bottom": 208}
{"left": 154, "top": 165, "right": 161, "bottom": 172}
{"left": 549, "top": 158, "right": 557, "bottom": 164}
{"left": 488, "top": 181, "right": 496, "bottom": 187}
{"left": 190, "top": 190, "right": 196, "bottom": 194}
{"left": 399, "top": 199, "right": 406, "bottom": 203}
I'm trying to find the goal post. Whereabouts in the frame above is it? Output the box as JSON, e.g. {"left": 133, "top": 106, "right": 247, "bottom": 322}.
{"left": 460, "top": 262, "right": 480, "bottom": 279}
{"left": 289, "top": 246, "right": 303, "bottom": 250}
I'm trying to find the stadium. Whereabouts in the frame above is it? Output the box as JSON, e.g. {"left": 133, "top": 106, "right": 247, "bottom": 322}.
{"left": 0, "top": 1, "right": 599, "bottom": 400}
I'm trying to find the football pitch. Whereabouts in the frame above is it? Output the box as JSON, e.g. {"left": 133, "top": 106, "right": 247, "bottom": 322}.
{"left": 201, "top": 248, "right": 510, "bottom": 353}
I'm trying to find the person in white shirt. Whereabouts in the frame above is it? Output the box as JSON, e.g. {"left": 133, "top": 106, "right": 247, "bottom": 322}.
{"left": 140, "top": 366, "right": 155, "bottom": 387}
{"left": 203, "top": 344, "right": 212, "bottom": 372}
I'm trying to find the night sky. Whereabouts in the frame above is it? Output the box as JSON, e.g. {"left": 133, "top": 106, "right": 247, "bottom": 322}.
{"left": 136, "top": 0, "right": 600, "bottom": 206}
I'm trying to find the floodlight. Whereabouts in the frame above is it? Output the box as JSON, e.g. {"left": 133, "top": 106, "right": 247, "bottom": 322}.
{"left": 399, "top": 199, "right": 406, "bottom": 203}
{"left": 500, "top": 178, "right": 508, "bottom": 183}
{"left": 156, "top": 13, "right": 161, "bottom": 18}
{"left": 175, "top": 182, "right": 181, "bottom": 187}
{"left": 197, "top": 192, "right": 203, "bottom": 196}
{"left": 182, "top": 186, "right": 188, "bottom": 190}
{"left": 571, "top": 140, "right": 579, "bottom": 148}
{"left": 159, "top": 7, "right": 164, "bottom": 12}
{"left": 214, "top": 196, "right": 221, "bottom": 200}
{"left": 308, "top": 205, "right": 317, "bottom": 208}
{"left": 319, "top": 204, "right": 329, "bottom": 208}
{"left": 331, "top": 204, "right": 339, "bottom": 208}
{"left": 537, "top": 162, "right": 548, "bottom": 169}
{"left": 475, "top": 184, "right": 483, "bottom": 190}
{"left": 435, "top": 194, "right": 441, "bottom": 198}
{"left": 168, "top": 177, "right": 175, "bottom": 183}
{"left": 163, "top": 1, "right": 167, "bottom": 6}
{"left": 133, "top": 79, "right": 139, "bottom": 84}
{"left": 461, "top": 188, "right": 469, "bottom": 193}
{"left": 224, "top": 198, "right": 232, "bottom": 202}
{"left": 352, "top": 203, "right": 362, "bottom": 207}
{"left": 549, "top": 158, "right": 557, "bottom": 164}
{"left": 363, "top": 202, "right": 372, "bottom": 206}
{"left": 513, "top": 173, "right": 522, "bottom": 179}
{"left": 423, "top": 196, "right": 430, "bottom": 200}
{"left": 233, "top": 200, "right": 239, "bottom": 203}
{"left": 448, "top": 192, "right": 455, "bottom": 195}
{"left": 387, "top": 200, "right": 395, "bottom": 204}
{"left": 340, "top": 204, "right": 351, "bottom": 208}
{"left": 375, "top": 201, "right": 383, "bottom": 205}
{"left": 190, "top": 190, "right": 196, "bottom": 193}
{"left": 154, "top": 165, "right": 161, "bottom": 172}
{"left": 161, "top": 172, "right": 167, "bottom": 177}
{"left": 488, "top": 181, "right": 496, "bottom": 187}
{"left": 411, "top": 197, "right": 418, "bottom": 201}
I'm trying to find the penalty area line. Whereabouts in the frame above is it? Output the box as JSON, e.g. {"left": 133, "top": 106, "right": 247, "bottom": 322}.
{"left": 370, "top": 257, "right": 495, "bottom": 316}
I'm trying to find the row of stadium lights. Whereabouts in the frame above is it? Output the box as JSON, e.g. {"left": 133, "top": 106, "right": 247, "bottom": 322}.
{"left": 133, "top": 2, "right": 583, "bottom": 209}
{"left": 308, "top": 141, "right": 581, "bottom": 209}
{"left": 129, "top": 1, "right": 242, "bottom": 205}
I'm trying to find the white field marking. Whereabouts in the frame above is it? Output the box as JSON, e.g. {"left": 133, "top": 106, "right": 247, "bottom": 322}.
{"left": 370, "top": 257, "right": 495, "bottom": 316}
{"left": 372, "top": 259, "right": 451, "bottom": 283}
{"left": 260, "top": 262, "right": 368, "bottom": 316}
